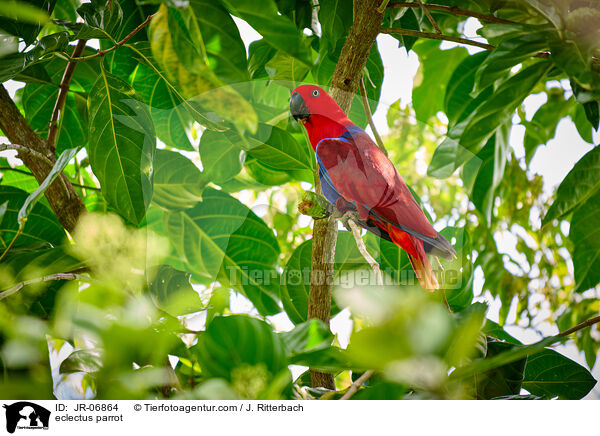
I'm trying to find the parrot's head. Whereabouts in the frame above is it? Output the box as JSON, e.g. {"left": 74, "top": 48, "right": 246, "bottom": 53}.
{"left": 290, "top": 85, "right": 353, "bottom": 148}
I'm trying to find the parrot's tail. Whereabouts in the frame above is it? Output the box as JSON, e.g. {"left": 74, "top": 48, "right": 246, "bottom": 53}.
{"left": 407, "top": 252, "right": 439, "bottom": 291}
{"left": 385, "top": 223, "right": 439, "bottom": 291}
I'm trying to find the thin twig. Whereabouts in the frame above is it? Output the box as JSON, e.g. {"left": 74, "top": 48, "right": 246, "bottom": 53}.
{"left": 47, "top": 39, "right": 87, "bottom": 153}
{"left": 0, "top": 272, "right": 88, "bottom": 300}
{"left": 0, "top": 143, "right": 54, "bottom": 167}
{"left": 359, "top": 77, "right": 388, "bottom": 156}
{"left": 416, "top": 0, "right": 441, "bottom": 34}
{"left": 69, "top": 13, "right": 156, "bottom": 62}
{"left": 377, "top": 0, "right": 390, "bottom": 13}
{"left": 340, "top": 370, "right": 374, "bottom": 400}
{"left": 387, "top": 2, "right": 517, "bottom": 24}
{"left": 0, "top": 166, "right": 100, "bottom": 191}
{"left": 558, "top": 315, "right": 600, "bottom": 337}
{"left": 0, "top": 143, "right": 70, "bottom": 196}
{"left": 381, "top": 27, "right": 495, "bottom": 50}
{"left": 0, "top": 166, "right": 30, "bottom": 176}
{"left": 383, "top": 27, "right": 555, "bottom": 60}
{"left": 344, "top": 214, "right": 384, "bottom": 286}
{"left": 0, "top": 226, "right": 23, "bottom": 264}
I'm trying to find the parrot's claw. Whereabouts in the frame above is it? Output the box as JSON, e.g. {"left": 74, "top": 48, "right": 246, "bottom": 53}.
{"left": 340, "top": 210, "right": 362, "bottom": 231}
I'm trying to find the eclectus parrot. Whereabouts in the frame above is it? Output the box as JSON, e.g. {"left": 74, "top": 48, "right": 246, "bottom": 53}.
{"left": 290, "top": 85, "right": 456, "bottom": 290}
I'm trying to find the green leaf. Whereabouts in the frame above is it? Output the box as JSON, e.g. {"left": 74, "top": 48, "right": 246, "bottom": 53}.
{"left": 523, "top": 91, "right": 572, "bottom": 163}
{"left": 521, "top": 0, "right": 563, "bottom": 29}
{"left": 0, "top": 0, "right": 49, "bottom": 24}
{"left": 148, "top": 265, "right": 204, "bottom": 316}
{"left": 0, "top": 0, "right": 56, "bottom": 45}
{"left": 1, "top": 242, "right": 83, "bottom": 281}
{"left": 279, "top": 319, "right": 333, "bottom": 357}
{"left": 130, "top": 60, "right": 194, "bottom": 150}
{"left": 127, "top": 41, "right": 222, "bottom": 138}
{"left": 18, "top": 147, "right": 77, "bottom": 226}
{"left": 475, "top": 340, "right": 526, "bottom": 399}
{"left": 571, "top": 102, "right": 595, "bottom": 143}
{"left": 189, "top": 0, "right": 250, "bottom": 84}
{"left": 76, "top": 0, "right": 123, "bottom": 38}
{"left": 192, "top": 315, "right": 288, "bottom": 379}
{"left": 164, "top": 188, "right": 281, "bottom": 316}
{"left": 543, "top": 146, "right": 600, "bottom": 226}
{"left": 461, "top": 60, "right": 552, "bottom": 152}
{"left": 264, "top": 50, "right": 311, "bottom": 84}
{"left": 220, "top": 0, "right": 312, "bottom": 66}
{"left": 60, "top": 349, "right": 102, "bottom": 374}
{"left": 241, "top": 123, "right": 313, "bottom": 171}
{"left": 438, "top": 227, "right": 474, "bottom": 312}
{"left": 317, "top": 0, "right": 352, "bottom": 55}
{"left": 87, "top": 68, "right": 155, "bottom": 226}
{"left": 468, "top": 123, "right": 510, "bottom": 224}
{"left": 24, "top": 87, "right": 87, "bottom": 153}
{"left": 429, "top": 61, "right": 551, "bottom": 178}
{"left": 0, "top": 31, "right": 70, "bottom": 83}
{"left": 473, "top": 31, "right": 551, "bottom": 93}
{"left": 21, "top": 52, "right": 99, "bottom": 153}
{"left": 0, "top": 164, "right": 39, "bottom": 193}
{"left": 199, "top": 130, "right": 246, "bottom": 184}
{"left": 101, "top": 0, "right": 149, "bottom": 79}
{"left": 1, "top": 243, "right": 84, "bottom": 317}
{"left": 444, "top": 51, "right": 490, "bottom": 126}
{"left": 451, "top": 335, "right": 562, "bottom": 380}
{"left": 412, "top": 41, "right": 468, "bottom": 122}
{"left": 522, "top": 349, "right": 596, "bottom": 399}
{"left": 148, "top": 5, "right": 257, "bottom": 134}
{"left": 387, "top": 8, "right": 420, "bottom": 52}
{"left": 152, "top": 149, "right": 205, "bottom": 211}
{"left": 0, "top": 186, "right": 65, "bottom": 249}
{"left": 569, "top": 190, "right": 600, "bottom": 292}
{"left": 482, "top": 321, "right": 522, "bottom": 345}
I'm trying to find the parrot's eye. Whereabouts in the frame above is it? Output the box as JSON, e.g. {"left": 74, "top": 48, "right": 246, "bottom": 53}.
{"left": 312, "top": 89, "right": 319, "bottom": 97}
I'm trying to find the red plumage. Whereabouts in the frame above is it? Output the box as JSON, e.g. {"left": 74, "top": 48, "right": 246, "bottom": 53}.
{"left": 290, "top": 85, "right": 455, "bottom": 290}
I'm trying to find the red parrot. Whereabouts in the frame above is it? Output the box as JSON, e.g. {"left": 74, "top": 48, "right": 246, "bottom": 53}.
{"left": 290, "top": 85, "right": 455, "bottom": 290}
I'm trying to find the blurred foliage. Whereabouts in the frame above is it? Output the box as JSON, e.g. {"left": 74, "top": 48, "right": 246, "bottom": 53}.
{"left": 0, "top": 0, "right": 598, "bottom": 400}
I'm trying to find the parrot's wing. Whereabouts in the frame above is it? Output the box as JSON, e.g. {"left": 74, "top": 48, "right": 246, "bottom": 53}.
{"left": 315, "top": 132, "right": 438, "bottom": 240}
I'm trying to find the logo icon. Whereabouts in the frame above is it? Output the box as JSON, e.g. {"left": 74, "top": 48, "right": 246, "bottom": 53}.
{"left": 3, "top": 402, "right": 50, "bottom": 434}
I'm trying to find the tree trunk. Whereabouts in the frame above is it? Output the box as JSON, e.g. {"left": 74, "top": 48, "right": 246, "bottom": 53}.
{"left": 307, "top": 0, "right": 384, "bottom": 390}
{"left": 0, "top": 85, "right": 85, "bottom": 232}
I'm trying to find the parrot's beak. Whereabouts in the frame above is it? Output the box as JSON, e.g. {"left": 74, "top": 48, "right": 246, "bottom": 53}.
{"left": 290, "top": 92, "right": 309, "bottom": 122}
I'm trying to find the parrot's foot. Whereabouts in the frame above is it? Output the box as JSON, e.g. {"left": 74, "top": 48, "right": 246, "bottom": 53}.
{"left": 340, "top": 210, "right": 362, "bottom": 231}
{"left": 340, "top": 210, "right": 384, "bottom": 286}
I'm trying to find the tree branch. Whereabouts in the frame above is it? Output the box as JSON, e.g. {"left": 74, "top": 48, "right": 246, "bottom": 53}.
{"left": 306, "top": 0, "right": 385, "bottom": 390}
{"left": 0, "top": 143, "right": 54, "bottom": 167}
{"left": 0, "top": 271, "right": 88, "bottom": 300}
{"left": 0, "top": 85, "right": 85, "bottom": 232}
{"left": 0, "top": 143, "right": 70, "bottom": 198}
{"left": 558, "top": 315, "right": 600, "bottom": 337}
{"left": 381, "top": 27, "right": 495, "bottom": 50}
{"left": 46, "top": 39, "right": 87, "bottom": 153}
{"left": 387, "top": 2, "right": 517, "bottom": 24}
{"left": 416, "top": 0, "right": 441, "bottom": 34}
{"left": 69, "top": 13, "right": 156, "bottom": 62}
{"left": 0, "top": 166, "right": 101, "bottom": 191}
{"left": 339, "top": 370, "right": 374, "bottom": 400}
{"left": 358, "top": 77, "right": 387, "bottom": 156}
